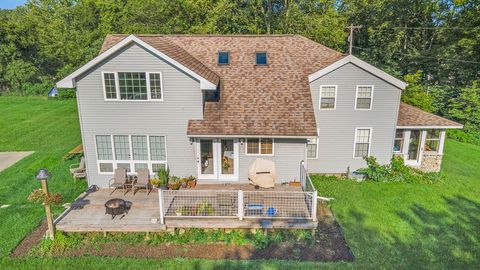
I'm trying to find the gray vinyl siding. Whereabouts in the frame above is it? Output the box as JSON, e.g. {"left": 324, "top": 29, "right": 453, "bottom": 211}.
{"left": 76, "top": 43, "right": 202, "bottom": 187}
{"left": 238, "top": 139, "right": 306, "bottom": 183}
{"left": 308, "top": 63, "right": 401, "bottom": 173}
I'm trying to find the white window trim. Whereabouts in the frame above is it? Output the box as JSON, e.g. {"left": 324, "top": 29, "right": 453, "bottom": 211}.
{"left": 245, "top": 138, "right": 275, "bottom": 156}
{"left": 393, "top": 130, "right": 404, "bottom": 153}
{"left": 354, "top": 85, "right": 374, "bottom": 110}
{"left": 94, "top": 134, "right": 168, "bottom": 175}
{"left": 319, "top": 85, "right": 337, "bottom": 110}
{"left": 424, "top": 129, "right": 443, "bottom": 154}
{"left": 307, "top": 134, "right": 319, "bottom": 159}
{"left": 353, "top": 127, "right": 373, "bottom": 159}
{"left": 102, "top": 71, "right": 164, "bottom": 102}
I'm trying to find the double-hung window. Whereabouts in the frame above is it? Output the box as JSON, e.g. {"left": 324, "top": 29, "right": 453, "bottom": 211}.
{"left": 246, "top": 138, "right": 273, "bottom": 155}
{"left": 393, "top": 130, "right": 404, "bottom": 153}
{"left": 95, "top": 135, "right": 167, "bottom": 174}
{"left": 102, "top": 72, "right": 163, "bottom": 101}
{"left": 319, "top": 85, "right": 337, "bottom": 109}
{"left": 425, "top": 129, "right": 440, "bottom": 152}
{"left": 355, "top": 86, "right": 373, "bottom": 110}
{"left": 354, "top": 128, "right": 372, "bottom": 158}
{"left": 307, "top": 138, "right": 318, "bottom": 159}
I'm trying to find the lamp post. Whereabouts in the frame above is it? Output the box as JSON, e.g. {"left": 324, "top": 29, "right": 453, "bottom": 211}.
{"left": 36, "top": 168, "right": 55, "bottom": 240}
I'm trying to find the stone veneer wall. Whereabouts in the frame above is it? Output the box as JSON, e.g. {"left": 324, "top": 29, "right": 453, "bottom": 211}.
{"left": 420, "top": 153, "right": 443, "bottom": 172}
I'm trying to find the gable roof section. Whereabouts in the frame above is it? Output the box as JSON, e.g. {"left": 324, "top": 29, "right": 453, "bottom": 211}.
{"left": 397, "top": 102, "right": 463, "bottom": 129}
{"left": 57, "top": 35, "right": 219, "bottom": 90}
{"left": 308, "top": 55, "right": 407, "bottom": 90}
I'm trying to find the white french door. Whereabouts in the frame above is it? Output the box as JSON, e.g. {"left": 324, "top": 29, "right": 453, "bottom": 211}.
{"left": 196, "top": 139, "right": 239, "bottom": 181}
{"left": 404, "top": 130, "right": 424, "bottom": 166}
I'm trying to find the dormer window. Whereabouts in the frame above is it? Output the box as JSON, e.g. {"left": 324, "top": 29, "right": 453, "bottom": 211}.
{"left": 218, "top": 51, "right": 229, "bottom": 65}
{"left": 255, "top": 52, "right": 267, "bottom": 65}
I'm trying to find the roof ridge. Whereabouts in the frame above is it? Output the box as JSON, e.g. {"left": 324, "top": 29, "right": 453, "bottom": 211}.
{"left": 105, "top": 34, "right": 298, "bottom": 37}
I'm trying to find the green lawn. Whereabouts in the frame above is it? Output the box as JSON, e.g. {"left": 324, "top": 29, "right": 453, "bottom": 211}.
{"left": 0, "top": 96, "right": 479, "bottom": 269}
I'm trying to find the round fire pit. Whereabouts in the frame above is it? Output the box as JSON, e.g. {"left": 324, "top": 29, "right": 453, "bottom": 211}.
{"left": 105, "top": 198, "right": 129, "bottom": 219}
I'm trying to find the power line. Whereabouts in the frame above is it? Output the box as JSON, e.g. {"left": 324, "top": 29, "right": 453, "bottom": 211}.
{"left": 352, "top": 46, "right": 480, "bottom": 64}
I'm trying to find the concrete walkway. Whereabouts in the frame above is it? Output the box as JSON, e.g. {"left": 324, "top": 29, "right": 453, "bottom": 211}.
{"left": 0, "top": 151, "right": 34, "bottom": 172}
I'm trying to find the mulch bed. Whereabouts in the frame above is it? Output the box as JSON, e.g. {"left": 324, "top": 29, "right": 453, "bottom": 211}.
{"left": 10, "top": 219, "right": 48, "bottom": 257}
{"left": 11, "top": 204, "right": 354, "bottom": 262}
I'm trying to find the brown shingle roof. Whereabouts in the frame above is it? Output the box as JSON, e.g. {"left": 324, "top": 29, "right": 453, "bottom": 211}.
{"left": 100, "top": 35, "right": 220, "bottom": 85}
{"left": 397, "top": 102, "right": 463, "bottom": 128}
{"left": 101, "top": 34, "right": 345, "bottom": 136}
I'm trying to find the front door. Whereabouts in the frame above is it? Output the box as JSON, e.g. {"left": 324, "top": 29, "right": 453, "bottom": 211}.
{"left": 406, "top": 130, "right": 422, "bottom": 166}
{"left": 196, "top": 139, "right": 239, "bottom": 181}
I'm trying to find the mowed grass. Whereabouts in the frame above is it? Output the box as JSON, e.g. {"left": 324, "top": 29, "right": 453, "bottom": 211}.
{"left": 312, "top": 140, "right": 480, "bottom": 269}
{"left": 1, "top": 96, "right": 479, "bottom": 269}
{"left": 0, "top": 97, "right": 86, "bottom": 257}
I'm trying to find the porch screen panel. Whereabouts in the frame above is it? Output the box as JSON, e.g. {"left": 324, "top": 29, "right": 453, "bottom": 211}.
{"left": 118, "top": 72, "right": 148, "bottom": 100}
{"left": 149, "top": 136, "right": 166, "bottom": 161}
{"left": 96, "top": 135, "right": 113, "bottom": 160}
{"left": 394, "top": 130, "right": 404, "bottom": 152}
{"left": 425, "top": 129, "right": 440, "bottom": 152}
{"left": 354, "top": 129, "right": 371, "bottom": 157}
{"left": 114, "top": 135, "right": 130, "bottom": 160}
{"left": 131, "top": 135, "right": 148, "bottom": 160}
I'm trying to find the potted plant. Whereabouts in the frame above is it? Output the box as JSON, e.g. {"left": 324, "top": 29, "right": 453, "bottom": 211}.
{"left": 169, "top": 176, "right": 181, "bottom": 190}
{"left": 157, "top": 167, "right": 170, "bottom": 190}
{"left": 180, "top": 178, "right": 188, "bottom": 188}
{"left": 186, "top": 175, "right": 197, "bottom": 188}
{"left": 150, "top": 178, "right": 161, "bottom": 188}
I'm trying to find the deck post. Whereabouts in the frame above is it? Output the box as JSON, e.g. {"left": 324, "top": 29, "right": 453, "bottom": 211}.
{"left": 238, "top": 190, "right": 244, "bottom": 220}
{"left": 312, "top": 190, "right": 318, "bottom": 222}
{"left": 158, "top": 190, "right": 165, "bottom": 224}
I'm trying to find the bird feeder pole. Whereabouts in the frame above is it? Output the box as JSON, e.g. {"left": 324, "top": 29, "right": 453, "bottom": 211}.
{"left": 36, "top": 168, "right": 55, "bottom": 240}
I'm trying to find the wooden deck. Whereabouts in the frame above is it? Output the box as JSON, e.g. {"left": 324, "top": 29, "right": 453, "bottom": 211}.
{"left": 55, "top": 183, "right": 316, "bottom": 232}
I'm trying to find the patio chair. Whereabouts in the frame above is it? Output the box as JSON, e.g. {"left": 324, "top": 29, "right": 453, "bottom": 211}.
{"left": 109, "top": 168, "right": 128, "bottom": 195}
{"left": 69, "top": 157, "right": 85, "bottom": 175}
{"left": 133, "top": 168, "right": 151, "bottom": 195}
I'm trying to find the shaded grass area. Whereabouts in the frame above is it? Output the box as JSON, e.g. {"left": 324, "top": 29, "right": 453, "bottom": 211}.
{"left": 0, "top": 96, "right": 478, "bottom": 269}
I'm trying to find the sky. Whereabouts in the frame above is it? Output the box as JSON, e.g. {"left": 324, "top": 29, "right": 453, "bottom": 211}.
{"left": 0, "top": 0, "right": 27, "bottom": 9}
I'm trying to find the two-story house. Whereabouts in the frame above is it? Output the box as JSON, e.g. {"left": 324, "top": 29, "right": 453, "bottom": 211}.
{"left": 57, "top": 34, "right": 462, "bottom": 188}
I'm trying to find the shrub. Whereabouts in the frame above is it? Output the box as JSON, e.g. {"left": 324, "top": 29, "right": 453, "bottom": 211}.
{"left": 357, "top": 155, "right": 441, "bottom": 184}
{"left": 57, "top": 88, "right": 76, "bottom": 99}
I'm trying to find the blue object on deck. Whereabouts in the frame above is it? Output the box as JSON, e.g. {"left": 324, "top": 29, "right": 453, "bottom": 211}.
{"left": 246, "top": 203, "right": 264, "bottom": 210}
{"left": 267, "top": 207, "right": 276, "bottom": 216}
{"left": 48, "top": 87, "right": 58, "bottom": 97}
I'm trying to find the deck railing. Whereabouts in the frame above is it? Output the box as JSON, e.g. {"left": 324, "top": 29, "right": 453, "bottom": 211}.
{"left": 158, "top": 189, "right": 317, "bottom": 224}
{"left": 158, "top": 161, "right": 319, "bottom": 225}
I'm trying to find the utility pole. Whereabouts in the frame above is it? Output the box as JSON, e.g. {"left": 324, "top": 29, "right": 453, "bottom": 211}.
{"left": 347, "top": 24, "right": 362, "bottom": 55}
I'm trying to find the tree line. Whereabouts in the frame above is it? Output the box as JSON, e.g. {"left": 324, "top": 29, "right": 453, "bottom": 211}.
{"left": 0, "top": 0, "right": 478, "bottom": 140}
